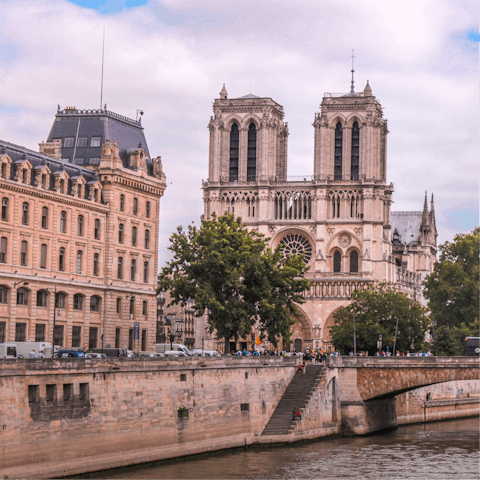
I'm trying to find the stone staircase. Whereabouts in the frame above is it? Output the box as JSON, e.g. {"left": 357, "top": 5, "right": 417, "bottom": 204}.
{"left": 261, "top": 364, "right": 325, "bottom": 436}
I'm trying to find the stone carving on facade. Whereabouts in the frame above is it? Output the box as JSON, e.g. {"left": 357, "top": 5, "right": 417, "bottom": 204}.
{"left": 309, "top": 225, "right": 317, "bottom": 235}
{"left": 338, "top": 233, "right": 352, "bottom": 248}
{"left": 261, "top": 113, "right": 269, "bottom": 128}
{"left": 354, "top": 227, "right": 362, "bottom": 236}
{"left": 363, "top": 248, "right": 370, "bottom": 260}
{"left": 101, "top": 139, "right": 120, "bottom": 160}
{"left": 54, "top": 176, "right": 61, "bottom": 192}
{"left": 71, "top": 182, "right": 78, "bottom": 197}
{"left": 268, "top": 225, "right": 276, "bottom": 234}
{"left": 327, "top": 228, "right": 335, "bottom": 236}
{"left": 152, "top": 156, "right": 164, "bottom": 179}
{"left": 34, "top": 171, "right": 42, "bottom": 188}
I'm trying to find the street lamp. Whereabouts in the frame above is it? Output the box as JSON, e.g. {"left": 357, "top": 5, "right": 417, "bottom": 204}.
{"left": 45, "top": 285, "right": 57, "bottom": 355}
{"left": 353, "top": 312, "right": 357, "bottom": 356}
{"left": 13, "top": 280, "right": 29, "bottom": 288}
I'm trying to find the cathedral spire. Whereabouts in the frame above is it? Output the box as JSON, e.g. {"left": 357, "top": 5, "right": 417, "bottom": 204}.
{"left": 363, "top": 80, "right": 372, "bottom": 97}
{"left": 219, "top": 83, "right": 228, "bottom": 100}
{"left": 350, "top": 50, "right": 355, "bottom": 94}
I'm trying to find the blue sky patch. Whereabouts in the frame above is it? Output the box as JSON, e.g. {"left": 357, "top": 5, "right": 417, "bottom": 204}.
{"left": 68, "top": 0, "right": 148, "bottom": 14}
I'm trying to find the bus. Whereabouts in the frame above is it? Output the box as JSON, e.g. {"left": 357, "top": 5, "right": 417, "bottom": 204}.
{"left": 465, "top": 337, "right": 479, "bottom": 356}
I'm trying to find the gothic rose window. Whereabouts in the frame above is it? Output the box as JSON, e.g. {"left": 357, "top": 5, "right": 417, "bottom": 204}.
{"left": 279, "top": 233, "right": 312, "bottom": 264}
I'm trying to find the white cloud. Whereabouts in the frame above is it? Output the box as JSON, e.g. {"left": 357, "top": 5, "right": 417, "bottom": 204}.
{"left": 0, "top": 0, "right": 477, "bottom": 268}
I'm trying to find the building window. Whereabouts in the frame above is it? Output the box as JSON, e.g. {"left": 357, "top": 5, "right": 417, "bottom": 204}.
{"left": 15, "top": 323, "right": 26, "bottom": 341}
{"left": 22, "top": 202, "right": 29, "bottom": 225}
{"left": 90, "top": 137, "right": 102, "bottom": 147}
{"left": 72, "top": 326, "right": 81, "bottom": 347}
{"left": 133, "top": 198, "right": 138, "bottom": 215}
{"left": 35, "top": 324, "right": 45, "bottom": 342}
{"left": 59, "top": 247, "right": 65, "bottom": 271}
{"left": 23, "top": 169, "right": 28, "bottom": 184}
{"left": 1, "top": 163, "right": 6, "bottom": 179}
{"left": 0, "top": 286, "right": 8, "bottom": 304}
{"left": 132, "top": 226, "right": 137, "bottom": 246}
{"left": 0, "top": 322, "right": 4, "bottom": 343}
{"left": 145, "top": 230, "right": 150, "bottom": 249}
{"left": 351, "top": 121, "right": 359, "bottom": 180}
{"left": 116, "top": 297, "right": 121, "bottom": 314}
{"left": 350, "top": 250, "right": 359, "bottom": 273}
{"left": 77, "top": 137, "right": 88, "bottom": 148}
{"left": 55, "top": 292, "right": 66, "bottom": 309}
{"left": 90, "top": 296, "right": 101, "bottom": 312}
{"left": 1, "top": 198, "right": 8, "bottom": 221}
{"left": 142, "top": 300, "right": 147, "bottom": 316}
{"left": 36, "top": 290, "right": 48, "bottom": 307}
{"left": 117, "top": 257, "right": 123, "bottom": 279}
{"left": 54, "top": 325, "right": 64, "bottom": 347}
{"left": 247, "top": 123, "right": 257, "bottom": 181}
{"left": 141, "top": 329, "right": 147, "bottom": 352}
{"left": 64, "top": 137, "right": 75, "bottom": 148}
{"left": 94, "top": 219, "right": 100, "bottom": 240}
{"left": 74, "top": 158, "right": 85, "bottom": 165}
{"left": 93, "top": 253, "right": 99, "bottom": 276}
{"left": 333, "top": 251, "right": 341, "bottom": 273}
{"left": 46, "top": 384, "right": 57, "bottom": 402}
{"left": 89, "top": 157, "right": 100, "bottom": 165}
{"left": 21, "top": 240, "right": 27, "bottom": 266}
{"left": 76, "top": 250, "right": 83, "bottom": 274}
{"left": 146, "top": 201, "right": 150, "bottom": 218}
{"left": 42, "top": 206, "right": 48, "bottom": 229}
{"left": 17, "top": 288, "right": 28, "bottom": 306}
{"left": 130, "top": 259, "right": 136, "bottom": 281}
{"left": 28, "top": 385, "right": 40, "bottom": 403}
{"left": 129, "top": 298, "right": 134, "bottom": 316}
{"left": 78, "top": 215, "right": 84, "bottom": 236}
{"left": 88, "top": 327, "right": 98, "bottom": 349}
{"left": 40, "top": 244, "right": 47, "bottom": 269}
{"left": 119, "top": 224, "right": 124, "bottom": 243}
{"left": 120, "top": 194, "right": 124, "bottom": 212}
{"left": 60, "top": 211, "right": 66, "bottom": 233}
{"left": 334, "top": 122, "right": 343, "bottom": 180}
{"left": 143, "top": 261, "right": 149, "bottom": 283}
{"left": 229, "top": 123, "right": 239, "bottom": 182}
{"left": 115, "top": 328, "right": 121, "bottom": 348}
{"left": 0, "top": 237, "right": 6, "bottom": 263}
{"left": 73, "top": 293, "right": 83, "bottom": 311}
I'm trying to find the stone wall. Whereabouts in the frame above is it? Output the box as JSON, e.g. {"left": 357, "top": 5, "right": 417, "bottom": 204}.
{"left": 0, "top": 357, "right": 296, "bottom": 479}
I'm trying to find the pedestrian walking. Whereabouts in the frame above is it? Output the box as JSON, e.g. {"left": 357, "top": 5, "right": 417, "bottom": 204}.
{"left": 29, "top": 349, "right": 36, "bottom": 358}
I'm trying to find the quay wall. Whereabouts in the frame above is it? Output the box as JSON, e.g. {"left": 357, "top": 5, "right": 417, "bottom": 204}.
{"left": 0, "top": 357, "right": 296, "bottom": 479}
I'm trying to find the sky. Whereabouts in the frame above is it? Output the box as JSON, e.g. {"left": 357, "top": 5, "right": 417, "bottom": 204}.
{"left": 0, "top": 0, "right": 478, "bottom": 270}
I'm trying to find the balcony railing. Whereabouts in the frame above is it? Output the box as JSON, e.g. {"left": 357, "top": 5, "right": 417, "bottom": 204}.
{"left": 305, "top": 271, "right": 370, "bottom": 279}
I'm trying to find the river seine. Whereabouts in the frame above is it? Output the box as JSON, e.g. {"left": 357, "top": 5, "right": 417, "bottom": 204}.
{"left": 93, "top": 417, "right": 479, "bottom": 479}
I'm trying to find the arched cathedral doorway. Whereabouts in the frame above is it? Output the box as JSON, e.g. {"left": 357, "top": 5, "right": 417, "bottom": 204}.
{"left": 281, "top": 306, "right": 314, "bottom": 352}
{"left": 322, "top": 308, "right": 342, "bottom": 353}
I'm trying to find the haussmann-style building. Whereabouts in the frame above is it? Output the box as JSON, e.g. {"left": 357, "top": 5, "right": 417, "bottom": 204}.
{"left": 0, "top": 106, "right": 166, "bottom": 351}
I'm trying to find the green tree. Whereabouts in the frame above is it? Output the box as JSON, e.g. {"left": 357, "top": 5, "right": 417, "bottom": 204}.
{"left": 330, "top": 282, "right": 429, "bottom": 355}
{"left": 424, "top": 228, "right": 479, "bottom": 330}
{"left": 158, "top": 213, "right": 309, "bottom": 351}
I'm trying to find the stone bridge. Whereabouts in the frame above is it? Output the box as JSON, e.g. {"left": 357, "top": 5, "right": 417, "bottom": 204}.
{"left": 324, "top": 356, "right": 479, "bottom": 435}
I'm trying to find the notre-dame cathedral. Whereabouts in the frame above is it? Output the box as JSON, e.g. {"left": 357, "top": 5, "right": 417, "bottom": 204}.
{"left": 202, "top": 81, "right": 437, "bottom": 353}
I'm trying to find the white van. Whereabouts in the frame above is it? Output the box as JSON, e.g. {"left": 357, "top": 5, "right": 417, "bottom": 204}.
{"left": 155, "top": 343, "right": 191, "bottom": 356}
{"left": 0, "top": 342, "right": 52, "bottom": 359}
{"left": 0, "top": 343, "right": 18, "bottom": 359}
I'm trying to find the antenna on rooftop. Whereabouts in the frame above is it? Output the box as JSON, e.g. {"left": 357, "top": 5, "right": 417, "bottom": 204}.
{"left": 100, "top": 26, "right": 105, "bottom": 110}
{"left": 350, "top": 49, "right": 355, "bottom": 94}
{"left": 250, "top": 75, "right": 251, "bottom": 94}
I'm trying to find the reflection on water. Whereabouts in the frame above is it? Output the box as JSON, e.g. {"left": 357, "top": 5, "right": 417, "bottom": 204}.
{"left": 89, "top": 418, "right": 479, "bottom": 479}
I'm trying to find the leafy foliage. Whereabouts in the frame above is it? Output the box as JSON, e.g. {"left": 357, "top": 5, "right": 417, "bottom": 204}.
{"left": 158, "top": 214, "right": 309, "bottom": 349}
{"left": 330, "top": 282, "right": 429, "bottom": 355}
{"left": 424, "top": 228, "right": 479, "bottom": 330}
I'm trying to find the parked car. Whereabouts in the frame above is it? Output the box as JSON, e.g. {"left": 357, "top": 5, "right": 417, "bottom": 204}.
{"left": 164, "top": 350, "right": 188, "bottom": 357}
{"left": 86, "top": 352, "right": 107, "bottom": 359}
{"left": 137, "top": 352, "right": 164, "bottom": 358}
{"left": 56, "top": 350, "right": 86, "bottom": 358}
{"left": 87, "top": 348, "right": 127, "bottom": 358}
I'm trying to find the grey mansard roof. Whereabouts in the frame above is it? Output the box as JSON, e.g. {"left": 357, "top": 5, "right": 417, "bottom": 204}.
{"left": 46, "top": 107, "right": 152, "bottom": 172}
{"left": 0, "top": 139, "right": 102, "bottom": 202}
{"left": 391, "top": 211, "right": 422, "bottom": 245}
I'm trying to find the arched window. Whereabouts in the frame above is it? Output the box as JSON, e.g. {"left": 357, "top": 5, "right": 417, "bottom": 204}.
{"left": 0, "top": 286, "right": 9, "bottom": 304}
{"left": 120, "top": 194, "right": 125, "bottom": 212}
{"left": 132, "top": 226, "right": 137, "bottom": 246}
{"left": 130, "top": 259, "right": 136, "bottom": 281}
{"left": 90, "top": 295, "right": 101, "bottom": 312}
{"left": 143, "top": 261, "right": 149, "bottom": 283}
{"left": 17, "top": 287, "right": 28, "bottom": 306}
{"left": 60, "top": 211, "right": 66, "bottom": 233}
{"left": 0, "top": 237, "right": 6, "bottom": 263}
{"left": 1, "top": 198, "right": 8, "bottom": 221}
{"left": 73, "top": 293, "right": 83, "bottom": 310}
{"left": 350, "top": 250, "right": 359, "bottom": 273}
{"left": 55, "top": 292, "right": 66, "bottom": 309}
{"left": 77, "top": 215, "right": 84, "bottom": 236}
{"left": 41, "top": 206, "right": 48, "bottom": 229}
{"left": 119, "top": 224, "right": 124, "bottom": 244}
{"left": 76, "top": 250, "right": 83, "bottom": 274}
{"left": 334, "top": 122, "right": 343, "bottom": 180}
{"left": 229, "top": 123, "right": 239, "bottom": 182}
{"left": 145, "top": 230, "right": 150, "bottom": 249}
{"left": 22, "top": 202, "right": 29, "bottom": 225}
{"left": 116, "top": 297, "right": 121, "bottom": 314}
{"left": 93, "top": 253, "right": 99, "bottom": 276}
{"left": 333, "top": 251, "right": 341, "bottom": 273}
{"left": 351, "top": 121, "right": 359, "bottom": 180}
{"left": 247, "top": 123, "right": 257, "bottom": 181}
{"left": 146, "top": 201, "right": 150, "bottom": 218}
{"left": 94, "top": 219, "right": 100, "bottom": 240}
{"left": 133, "top": 198, "right": 138, "bottom": 215}
{"left": 59, "top": 247, "right": 65, "bottom": 271}
{"left": 21, "top": 240, "right": 27, "bottom": 266}
{"left": 36, "top": 290, "right": 48, "bottom": 307}
{"left": 117, "top": 257, "right": 123, "bottom": 279}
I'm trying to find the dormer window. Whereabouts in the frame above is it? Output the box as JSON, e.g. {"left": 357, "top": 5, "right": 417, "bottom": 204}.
{"left": 64, "top": 137, "right": 75, "bottom": 148}
{"left": 90, "top": 137, "right": 102, "bottom": 147}
{"left": 23, "top": 169, "right": 28, "bottom": 184}
{"left": 77, "top": 137, "right": 88, "bottom": 148}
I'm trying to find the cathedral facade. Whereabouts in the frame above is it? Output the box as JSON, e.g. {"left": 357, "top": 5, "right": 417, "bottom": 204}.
{"left": 202, "top": 82, "right": 437, "bottom": 353}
